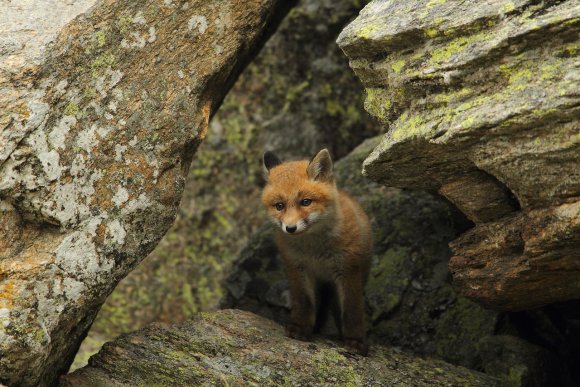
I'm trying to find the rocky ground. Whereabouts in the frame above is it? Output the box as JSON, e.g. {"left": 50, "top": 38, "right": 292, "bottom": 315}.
{"left": 62, "top": 309, "right": 502, "bottom": 386}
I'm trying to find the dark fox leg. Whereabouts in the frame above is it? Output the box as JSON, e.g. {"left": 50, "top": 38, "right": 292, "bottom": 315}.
{"left": 285, "top": 265, "right": 315, "bottom": 341}
{"left": 337, "top": 265, "right": 368, "bottom": 356}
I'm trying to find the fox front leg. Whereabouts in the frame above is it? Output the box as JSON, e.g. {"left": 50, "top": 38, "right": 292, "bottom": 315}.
{"left": 285, "top": 265, "right": 316, "bottom": 341}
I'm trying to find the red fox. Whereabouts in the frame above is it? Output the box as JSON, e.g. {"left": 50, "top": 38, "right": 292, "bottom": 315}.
{"left": 261, "top": 148, "right": 372, "bottom": 355}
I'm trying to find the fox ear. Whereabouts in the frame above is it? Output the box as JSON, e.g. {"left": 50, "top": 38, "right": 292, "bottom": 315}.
{"left": 263, "top": 151, "right": 282, "bottom": 179}
{"left": 307, "top": 148, "right": 333, "bottom": 182}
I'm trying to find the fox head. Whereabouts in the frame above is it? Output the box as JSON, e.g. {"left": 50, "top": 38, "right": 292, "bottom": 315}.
{"left": 261, "top": 149, "right": 337, "bottom": 235}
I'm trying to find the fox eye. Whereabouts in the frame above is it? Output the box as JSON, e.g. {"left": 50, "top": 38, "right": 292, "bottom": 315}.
{"left": 300, "top": 198, "right": 312, "bottom": 206}
{"left": 274, "top": 202, "right": 285, "bottom": 211}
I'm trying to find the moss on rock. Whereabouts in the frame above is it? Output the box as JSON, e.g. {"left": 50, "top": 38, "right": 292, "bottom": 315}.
{"left": 63, "top": 310, "right": 503, "bottom": 386}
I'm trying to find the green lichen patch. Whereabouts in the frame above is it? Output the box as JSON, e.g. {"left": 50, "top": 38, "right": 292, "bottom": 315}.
{"left": 428, "top": 30, "right": 489, "bottom": 64}
{"left": 95, "top": 31, "right": 106, "bottom": 47}
{"left": 90, "top": 52, "right": 115, "bottom": 78}
{"left": 357, "top": 22, "right": 380, "bottom": 39}
{"left": 63, "top": 101, "right": 80, "bottom": 116}
{"left": 375, "top": 41, "right": 578, "bottom": 149}
{"left": 390, "top": 59, "right": 406, "bottom": 73}
{"left": 364, "top": 88, "right": 394, "bottom": 124}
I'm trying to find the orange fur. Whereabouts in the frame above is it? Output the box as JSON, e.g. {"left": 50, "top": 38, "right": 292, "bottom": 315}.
{"left": 262, "top": 150, "right": 372, "bottom": 355}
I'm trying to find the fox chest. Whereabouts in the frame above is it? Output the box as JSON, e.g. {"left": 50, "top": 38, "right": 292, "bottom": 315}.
{"left": 283, "top": 239, "right": 344, "bottom": 281}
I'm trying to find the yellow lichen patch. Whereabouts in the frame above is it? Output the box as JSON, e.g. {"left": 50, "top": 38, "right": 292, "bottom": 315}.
{"left": 365, "top": 88, "right": 393, "bottom": 122}
{"left": 91, "top": 52, "right": 115, "bottom": 78}
{"left": 443, "top": 27, "right": 456, "bottom": 36}
{"left": 357, "top": 23, "right": 380, "bottom": 39}
{"left": 425, "top": 28, "right": 438, "bottom": 38}
{"left": 499, "top": 2, "right": 515, "bottom": 14}
{"left": 433, "top": 88, "right": 473, "bottom": 105}
{"left": 426, "top": 0, "right": 447, "bottom": 8}
{"left": 563, "top": 41, "right": 578, "bottom": 56}
{"left": 391, "top": 59, "right": 406, "bottom": 73}
{"left": 64, "top": 101, "right": 79, "bottom": 116}
{"left": 96, "top": 31, "right": 106, "bottom": 47}
{"left": 118, "top": 14, "right": 133, "bottom": 34}
{"left": 540, "top": 60, "right": 564, "bottom": 81}
{"left": 429, "top": 31, "right": 487, "bottom": 63}
{"left": 499, "top": 64, "right": 535, "bottom": 91}
{"left": 460, "top": 115, "right": 476, "bottom": 129}
{"left": 391, "top": 112, "right": 428, "bottom": 141}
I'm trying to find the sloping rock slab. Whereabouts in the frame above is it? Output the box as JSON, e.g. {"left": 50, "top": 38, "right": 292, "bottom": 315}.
{"left": 62, "top": 309, "right": 502, "bottom": 386}
{"left": 337, "top": 0, "right": 580, "bottom": 310}
{"left": 0, "top": 0, "right": 294, "bottom": 385}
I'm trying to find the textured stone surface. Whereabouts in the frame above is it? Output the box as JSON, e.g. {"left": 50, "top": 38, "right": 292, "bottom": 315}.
{"left": 337, "top": 0, "right": 580, "bottom": 310}
{"left": 62, "top": 309, "right": 502, "bottom": 386}
{"left": 0, "top": 0, "right": 99, "bottom": 164}
{"left": 77, "top": 0, "right": 380, "bottom": 369}
{"left": 0, "top": 0, "right": 294, "bottom": 385}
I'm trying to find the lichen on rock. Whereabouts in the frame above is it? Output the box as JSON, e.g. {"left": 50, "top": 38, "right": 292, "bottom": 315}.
{"left": 62, "top": 309, "right": 503, "bottom": 386}
{"left": 337, "top": 0, "right": 580, "bottom": 310}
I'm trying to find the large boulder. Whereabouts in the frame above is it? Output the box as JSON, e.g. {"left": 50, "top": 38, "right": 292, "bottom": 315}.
{"left": 0, "top": 0, "right": 295, "bottom": 384}
{"left": 80, "top": 0, "right": 380, "bottom": 366}
{"left": 337, "top": 0, "right": 580, "bottom": 311}
{"left": 62, "top": 309, "right": 502, "bottom": 386}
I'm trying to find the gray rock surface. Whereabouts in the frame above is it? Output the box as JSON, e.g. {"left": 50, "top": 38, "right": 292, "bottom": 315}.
{"left": 0, "top": 0, "right": 295, "bottom": 385}
{"left": 62, "top": 309, "right": 503, "bottom": 386}
{"left": 0, "top": 0, "right": 98, "bottom": 163}
{"left": 337, "top": 0, "right": 580, "bottom": 310}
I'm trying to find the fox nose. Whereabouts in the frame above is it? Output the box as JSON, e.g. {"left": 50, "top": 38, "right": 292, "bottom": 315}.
{"left": 286, "top": 225, "right": 297, "bottom": 233}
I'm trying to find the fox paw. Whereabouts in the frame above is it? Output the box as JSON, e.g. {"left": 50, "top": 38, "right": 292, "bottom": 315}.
{"left": 344, "top": 338, "right": 369, "bottom": 356}
{"left": 285, "top": 324, "right": 312, "bottom": 341}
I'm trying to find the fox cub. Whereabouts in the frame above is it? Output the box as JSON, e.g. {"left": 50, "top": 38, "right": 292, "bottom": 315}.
{"left": 261, "top": 148, "right": 372, "bottom": 355}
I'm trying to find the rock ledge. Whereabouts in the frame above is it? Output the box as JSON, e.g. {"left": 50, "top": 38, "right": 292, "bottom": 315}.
{"left": 63, "top": 309, "right": 502, "bottom": 386}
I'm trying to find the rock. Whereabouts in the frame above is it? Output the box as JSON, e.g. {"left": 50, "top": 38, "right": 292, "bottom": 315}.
{"left": 0, "top": 0, "right": 295, "bottom": 385}
{"left": 61, "top": 309, "right": 502, "bottom": 386}
{"left": 479, "top": 335, "right": 570, "bottom": 387}
{"left": 80, "top": 0, "right": 380, "bottom": 367}
{"left": 337, "top": 0, "right": 580, "bottom": 310}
